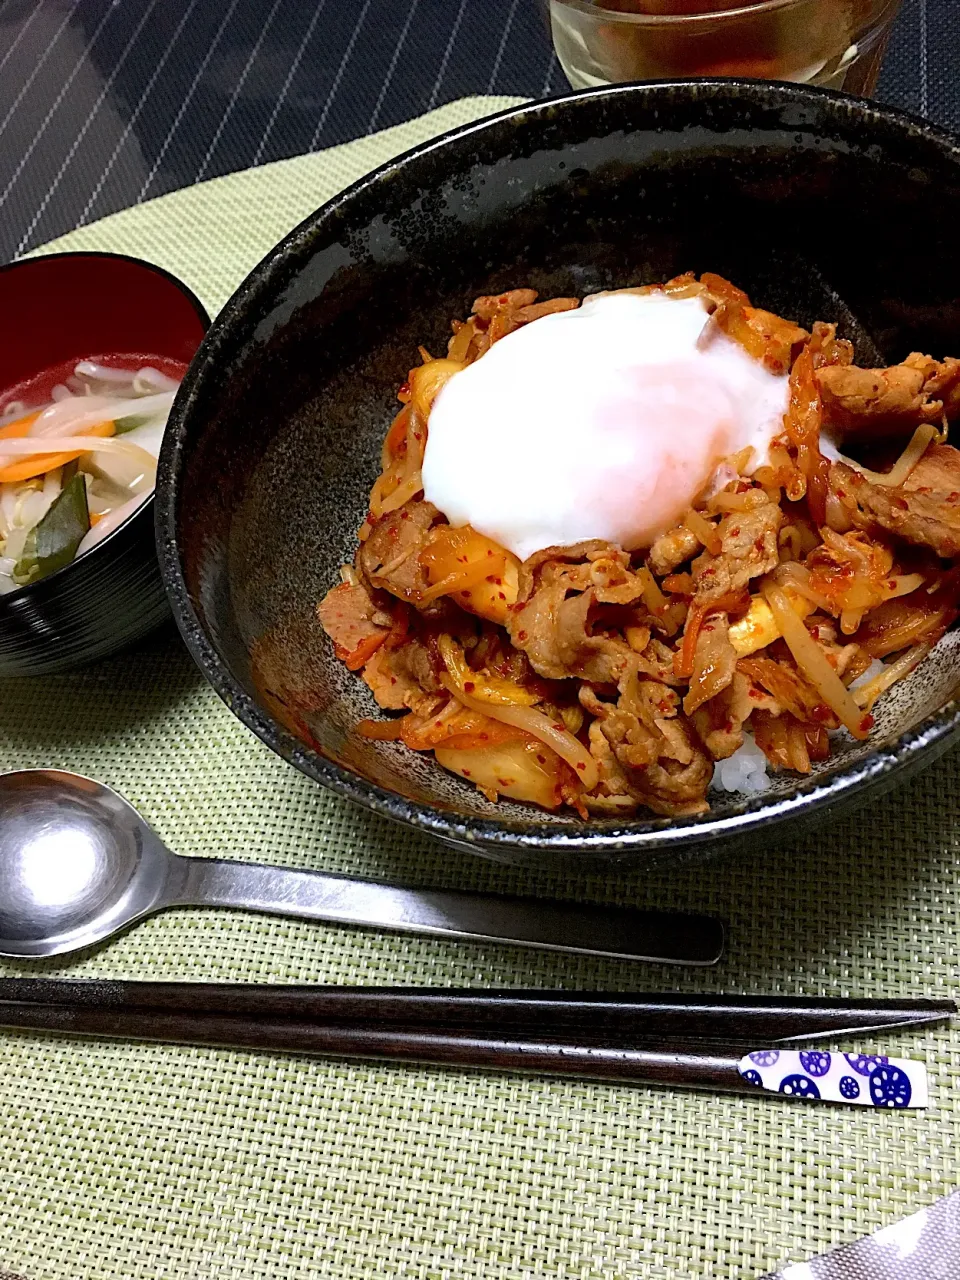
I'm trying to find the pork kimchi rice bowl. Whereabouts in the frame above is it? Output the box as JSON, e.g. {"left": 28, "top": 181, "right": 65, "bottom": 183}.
{"left": 318, "top": 273, "right": 960, "bottom": 820}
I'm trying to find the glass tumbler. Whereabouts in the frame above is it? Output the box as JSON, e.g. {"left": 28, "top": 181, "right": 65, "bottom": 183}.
{"left": 549, "top": 0, "right": 903, "bottom": 96}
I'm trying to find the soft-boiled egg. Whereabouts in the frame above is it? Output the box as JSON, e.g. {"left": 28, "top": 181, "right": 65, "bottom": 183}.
{"left": 421, "top": 291, "right": 790, "bottom": 562}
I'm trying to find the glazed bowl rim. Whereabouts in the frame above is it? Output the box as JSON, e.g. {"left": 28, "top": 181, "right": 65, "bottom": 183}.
{"left": 157, "top": 78, "right": 960, "bottom": 856}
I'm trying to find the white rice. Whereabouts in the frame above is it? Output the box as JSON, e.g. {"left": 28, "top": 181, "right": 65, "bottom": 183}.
{"left": 711, "top": 731, "right": 771, "bottom": 795}
{"left": 712, "top": 660, "right": 890, "bottom": 795}
{"left": 848, "top": 657, "right": 886, "bottom": 691}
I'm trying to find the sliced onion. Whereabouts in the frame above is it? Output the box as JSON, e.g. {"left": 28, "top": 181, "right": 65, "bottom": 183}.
{"left": 420, "top": 554, "right": 506, "bottom": 604}
{"left": 3, "top": 525, "right": 29, "bottom": 563}
{"left": 133, "top": 367, "right": 180, "bottom": 395}
{"left": 19, "top": 485, "right": 56, "bottom": 533}
{"left": 0, "top": 485, "right": 17, "bottom": 537}
{"left": 885, "top": 573, "right": 926, "bottom": 600}
{"left": 837, "top": 424, "right": 941, "bottom": 488}
{"left": 27, "top": 391, "right": 173, "bottom": 440}
{"left": 115, "top": 416, "right": 167, "bottom": 461}
{"left": 764, "top": 583, "right": 870, "bottom": 738}
{"left": 683, "top": 508, "right": 722, "bottom": 556}
{"left": 378, "top": 470, "right": 423, "bottom": 515}
{"left": 851, "top": 643, "right": 931, "bottom": 710}
{"left": 76, "top": 491, "right": 151, "bottom": 556}
{"left": 75, "top": 361, "right": 138, "bottom": 385}
{"left": 437, "top": 634, "right": 538, "bottom": 707}
{"left": 0, "top": 436, "right": 157, "bottom": 468}
{"left": 440, "top": 674, "right": 599, "bottom": 790}
{"left": 772, "top": 562, "right": 834, "bottom": 612}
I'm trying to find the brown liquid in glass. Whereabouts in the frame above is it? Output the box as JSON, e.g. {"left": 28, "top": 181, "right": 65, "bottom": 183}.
{"left": 574, "top": 0, "right": 892, "bottom": 95}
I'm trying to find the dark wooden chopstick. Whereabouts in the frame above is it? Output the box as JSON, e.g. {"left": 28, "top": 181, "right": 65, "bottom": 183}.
{"left": 0, "top": 979, "right": 953, "bottom": 1044}
{"left": 0, "top": 1001, "right": 756, "bottom": 1092}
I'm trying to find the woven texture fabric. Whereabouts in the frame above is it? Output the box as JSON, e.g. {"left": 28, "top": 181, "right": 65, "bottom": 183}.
{"left": 2, "top": 97, "right": 959, "bottom": 1280}
{"left": 764, "top": 1187, "right": 960, "bottom": 1278}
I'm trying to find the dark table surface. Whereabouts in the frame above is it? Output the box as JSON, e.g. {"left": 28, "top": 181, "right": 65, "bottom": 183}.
{"left": 0, "top": 0, "right": 957, "bottom": 265}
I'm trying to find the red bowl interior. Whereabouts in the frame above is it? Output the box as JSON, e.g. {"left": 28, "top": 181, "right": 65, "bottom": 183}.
{"left": 0, "top": 252, "right": 207, "bottom": 395}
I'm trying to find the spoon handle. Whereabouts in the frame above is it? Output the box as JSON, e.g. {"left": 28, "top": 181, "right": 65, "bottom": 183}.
{"left": 164, "top": 856, "right": 724, "bottom": 965}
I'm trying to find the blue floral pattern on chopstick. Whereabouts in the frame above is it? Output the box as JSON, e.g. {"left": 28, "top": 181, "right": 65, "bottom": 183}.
{"left": 738, "top": 1051, "right": 928, "bottom": 1107}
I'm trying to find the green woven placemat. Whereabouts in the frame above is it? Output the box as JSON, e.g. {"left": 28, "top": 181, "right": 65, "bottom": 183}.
{"left": 2, "top": 96, "right": 959, "bottom": 1280}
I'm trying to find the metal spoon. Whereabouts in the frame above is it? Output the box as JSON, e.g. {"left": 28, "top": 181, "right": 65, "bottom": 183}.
{"left": 0, "top": 770, "right": 724, "bottom": 964}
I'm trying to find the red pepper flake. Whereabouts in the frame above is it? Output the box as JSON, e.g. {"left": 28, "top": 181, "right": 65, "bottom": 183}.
{"left": 754, "top": 537, "right": 765, "bottom": 552}
{"left": 748, "top": 687, "right": 763, "bottom": 700}
{"left": 860, "top": 713, "right": 875, "bottom": 732}
{"left": 479, "top": 733, "right": 489, "bottom": 741}
{"left": 497, "top": 777, "right": 511, "bottom": 787}
{"left": 462, "top": 768, "right": 472, "bottom": 777}
{"left": 836, "top": 488, "right": 846, "bottom": 499}
{"left": 576, "top": 762, "right": 586, "bottom": 772}
{"left": 724, "top": 719, "right": 734, "bottom": 732}
{"left": 950, "top": 492, "right": 960, "bottom": 502}
{"left": 498, "top": 591, "right": 506, "bottom": 600}
{"left": 398, "top": 381, "right": 410, "bottom": 396}
{"left": 517, "top": 630, "right": 528, "bottom": 641}
{"left": 553, "top": 723, "right": 565, "bottom": 732}
{"left": 486, "top": 549, "right": 494, "bottom": 557}
{"left": 399, "top": 511, "right": 410, "bottom": 521}
{"left": 536, "top": 754, "right": 546, "bottom": 765}
{"left": 811, "top": 703, "right": 833, "bottom": 723}
{"left": 887, "top": 578, "right": 897, "bottom": 587}
{"left": 464, "top": 681, "right": 475, "bottom": 693}
{"left": 729, "top": 526, "right": 741, "bottom": 537}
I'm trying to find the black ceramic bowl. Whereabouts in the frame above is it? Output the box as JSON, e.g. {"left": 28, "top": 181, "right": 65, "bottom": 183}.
{"left": 159, "top": 81, "right": 960, "bottom": 868}
{"left": 0, "top": 252, "right": 208, "bottom": 677}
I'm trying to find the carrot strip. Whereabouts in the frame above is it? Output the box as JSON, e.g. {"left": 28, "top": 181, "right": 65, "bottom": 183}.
{"left": 674, "top": 604, "right": 706, "bottom": 679}
{"left": 0, "top": 420, "right": 115, "bottom": 484}
{"left": 336, "top": 631, "right": 387, "bottom": 671}
{"left": 0, "top": 411, "right": 40, "bottom": 440}
{"left": 381, "top": 405, "right": 412, "bottom": 469}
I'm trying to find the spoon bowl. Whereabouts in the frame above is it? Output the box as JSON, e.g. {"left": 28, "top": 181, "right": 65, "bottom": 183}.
{"left": 0, "top": 771, "right": 171, "bottom": 957}
{"left": 0, "top": 770, "right": 723, "bottom": 964}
